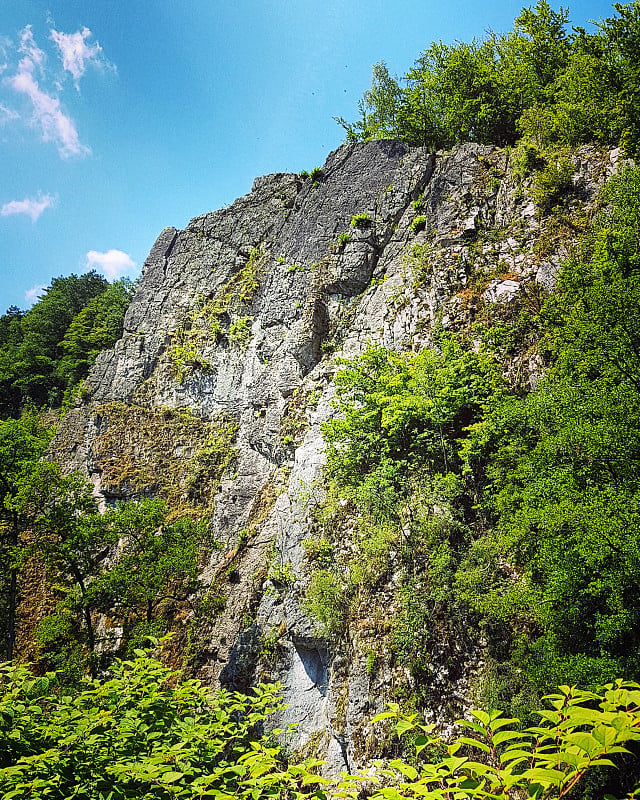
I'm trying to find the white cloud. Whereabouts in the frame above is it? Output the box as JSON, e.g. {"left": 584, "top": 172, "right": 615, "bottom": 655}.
{"left": 85, "top": 249, "right": 136, "bottom": 280}
{"left": 50, "top": 27, "right": 112, "bottom": 88}
{"left": 7, "top": 64, "right": 89, "bottom": 158}
{"left": 24, "top": 283, "right": 47, "bottom": 305}
{"left": 1, "top": 193, "right": 55, "bottom": 221}
{"left": 0, "top": 103, "right": 19, "bottom": 123}
{"left": 18, "top": 25, "right": 45, "bottom": 73}
{"left": 4, "top": 25, "right": 90, "bottom": 158}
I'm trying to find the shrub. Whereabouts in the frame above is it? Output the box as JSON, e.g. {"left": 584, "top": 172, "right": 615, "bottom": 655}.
{"left": 350, "top": 212, "right": 372, "bottom": 229}
{"left": 229, "top": 316, "right": 252, "bottom": 346}
{"left": 411, "top": 215, "right": 426, "bottom": 233}
{"left": 338, "top": 231, "right": 352, "bottom": 247}
{"left": 0, "top": 645, "right": 314, "bottom": 800}
{"left": 530, "top": 155, "right": 574, "bottom": 211}
{"left": 304, "top": 569, "right": 350, "bottom": 638}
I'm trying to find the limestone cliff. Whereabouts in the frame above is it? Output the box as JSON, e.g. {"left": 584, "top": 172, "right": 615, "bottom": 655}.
{"left": 50, "top": 138, "right": 618, "bottom": 772}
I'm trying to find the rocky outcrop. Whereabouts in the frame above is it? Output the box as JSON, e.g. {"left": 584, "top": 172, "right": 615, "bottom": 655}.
{"left": 50, "top": 138, "right": 617, "bottom": 772}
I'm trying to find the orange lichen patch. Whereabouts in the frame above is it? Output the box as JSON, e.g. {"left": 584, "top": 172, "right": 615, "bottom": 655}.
{"left": 14, "top": 554, "right": 58, "bottom": 666}
{"left": 92, "top": 403, "right": 237, "bottom": 518}
{"left": 246, "top": 481, "right": 277, "bottom": 530}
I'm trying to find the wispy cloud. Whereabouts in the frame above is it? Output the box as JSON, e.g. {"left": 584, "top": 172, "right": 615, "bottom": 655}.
{"left": 0, "top": 103, "right": 19, "bottom": 123}
{"left": 1, "top": 193, "right": 55, "bottom": 221}
{"left": 24, "top": 283, "right": 47, "bottom": 305}
{"left": 86, "top": 249, "right": 136, "bottom": 281}
{"left": 2, "top": 23, "right": 113, "bottom": 158}
{"left": 6, "top": 25, "right": 89, "bottom": 158}
{"left": 18, "top": 25, "right": 45, "bottom": 73}
{"left": 50, "top": 27, "right": 113, "bottom": 88}
{"left": 7, "top": 68, "right": 89, "bottom": 157}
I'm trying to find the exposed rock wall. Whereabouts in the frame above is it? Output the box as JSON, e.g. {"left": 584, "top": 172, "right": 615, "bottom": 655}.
{"left": 50, "top": 138, "right": 617, "bottom": 773}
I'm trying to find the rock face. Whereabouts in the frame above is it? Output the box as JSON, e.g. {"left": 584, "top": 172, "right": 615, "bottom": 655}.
{"left": 51, "top": 138, "right": 616, "bottom": 772}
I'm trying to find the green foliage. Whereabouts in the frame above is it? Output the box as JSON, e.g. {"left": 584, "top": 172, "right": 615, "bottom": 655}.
{"left": 462, "top": 164, "right": 640, "bottom": 696}
{"left": 0, "top": 273, "right": 132, "bottom": 416}
{"left": 322, "top": 337, "right": 504, "bottom": 492}
{"left": 337, "top": 1, "right": 640, "bottom": 158}
{"left": 88, "top": 499, "right": 208, "bottom": 631}
{"left": 229, "top": 315, "right": 252, "bottom": 345}
{"left": 350, "top": 212, "right": 372, "bottom": 229}
{"left": 56, "top": 279, "right": 134, "bottom": 402}
{"left": 2, "top": 649, "right": 638, "bottom": 799}
{"left": 304, "top": 569, "right": 350, "bottom": 638}
{"left": 529, "top": 153, "right": 575, "bottom": 211}
{"left": 0, "top": 646, "right": 322, "bottom": 800}
{"left": 335, "top": 61, "right": 402, "bottom": 141}
{"left": 168, "top": 337, "right": 213, "bottom": 382}
{"left": 371, "top": 682, "right": 640, "bottom": 799}
{"left": 337, "top": 231, "right": 352, "bottom": 247}
{"left": 410, "top": 215, "right": 426, "bottom": 233}
{"left": 13, "top": 461, "right": 213, "bottom": 670}
{"left": 0, "top": 410, "right": 54, "bottom": 659}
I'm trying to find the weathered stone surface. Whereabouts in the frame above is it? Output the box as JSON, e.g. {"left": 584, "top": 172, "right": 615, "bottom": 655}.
{"left": 49, "top": 138, "right": 617, "bottom": 772}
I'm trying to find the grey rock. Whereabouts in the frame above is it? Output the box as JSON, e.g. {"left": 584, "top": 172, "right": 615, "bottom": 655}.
{"left": 48, "top": 138, "right": 614, "bottom": 774}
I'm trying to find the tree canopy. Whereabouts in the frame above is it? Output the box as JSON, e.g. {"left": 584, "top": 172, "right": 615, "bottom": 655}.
{"left": 337, "top": 1, "right": 640, "bottom": 157}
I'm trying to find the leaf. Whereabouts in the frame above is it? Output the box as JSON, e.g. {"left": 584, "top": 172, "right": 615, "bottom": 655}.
{"left": 395, "top": 719, "right": 416, "bottom": 736}
{"left": 492, "top": 730, "right": 528, "bottom": 747}
{"left": 456, "top": 736, "right": 491, "bottom": 754}
{"left": 389, "top": 760, "right": 418, "bottom": 780}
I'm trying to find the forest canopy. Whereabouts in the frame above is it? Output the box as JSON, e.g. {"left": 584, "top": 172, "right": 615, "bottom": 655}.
{"left": 0, "top": 273, "right": 133, "bottom": 417}
{"left": 336, "top": 1, "right": 640, "bottom": 158}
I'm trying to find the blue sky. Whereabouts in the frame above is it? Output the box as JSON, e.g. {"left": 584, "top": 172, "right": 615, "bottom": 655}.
{"left": 0, "top": 0, "right": 616, "bottom": 312}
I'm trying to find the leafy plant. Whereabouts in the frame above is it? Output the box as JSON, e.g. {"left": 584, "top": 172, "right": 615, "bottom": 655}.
{"left": 0, "top": 644, "right": 325, "bottom": 800}
{"left": 371, "top": 681, "right": 640, "bottom": 799}
{"left": 530, "top": 153, "right": 574, "bottom": 211}
{"left": 229, "top": 316, "right": 252, "bottom": 346}
{"left": 411, "top": 215, "right": 427, "bottom": 233}
{"left": 350, "top": 212, "right": 372, "bottom": 229}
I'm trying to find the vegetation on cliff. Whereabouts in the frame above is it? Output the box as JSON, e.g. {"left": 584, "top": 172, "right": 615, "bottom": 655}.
{"left": 0, "top": 273, "right": 133, "bottom": 418}
{"left": 305, "top": 161, "right": 640, "bottom": 798}
{"left": 2, "top": 645, "right": 640, "bottom": 798}
{"left": 337, "top": 1, "right": 640, "bottom": 159}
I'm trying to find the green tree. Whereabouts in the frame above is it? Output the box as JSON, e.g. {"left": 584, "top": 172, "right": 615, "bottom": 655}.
{"left": 335, "top": 62, "right": 403, "bottom": 141}
{"left": 15, "top": 463, "right": 107, "bottom": 658}
{"left": 0, "top": 411, "right": 53, "bottom": 660}
{"left": 55, "top": 278, "right": 134, "bottom": 400}
{"left": 88, "top": 499, "right": 209, "bottom": 645}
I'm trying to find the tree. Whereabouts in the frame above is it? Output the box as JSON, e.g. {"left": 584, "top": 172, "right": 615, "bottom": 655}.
{"left": 15, "top": 475, "right": 211, "bottom": 672}
{"left": 55, "top": 279, "right": 134, "bottom": 400}
{"left": 0, "top": 411, "right": 53, "bottom": 660}
{"left": 88, "top": 499, "right": 210, "bottom": 645}
{"left": 15, "top": 463, "right": 107, "bottom": 659}
{"left": 0, "top": 272, "right": 133, "bottom": 416}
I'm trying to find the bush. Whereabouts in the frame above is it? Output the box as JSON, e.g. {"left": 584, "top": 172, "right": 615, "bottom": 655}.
{"left": 411, "top": 215, "right": 426, "bottom": 233}
{"left": 304, "top": 568, "right": 350, "bottom": 638}
{"left": 350, "top": 212, "right": 372, "bottom": 229}
{"left": 530, "top": 155, "right": 574, "bottom": 211}
{"left": 0, "top": 645, "right": 318, "bottom": 800}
